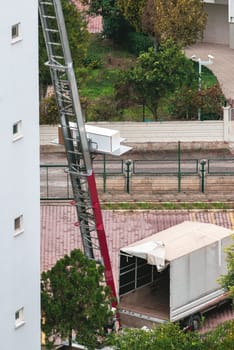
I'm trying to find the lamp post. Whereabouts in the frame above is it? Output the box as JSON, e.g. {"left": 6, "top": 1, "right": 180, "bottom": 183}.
{"left": 191, "top": 54, "right": 214, "bottom": 120}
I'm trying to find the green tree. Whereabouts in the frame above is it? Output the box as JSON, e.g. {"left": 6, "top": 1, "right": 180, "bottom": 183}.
{"left": 118, "top": 0, "right": 207, "bottom": 47}
{"left": 106, "top": 320, "right": 234, "bottom": 350}
{"left": 39, "top": 94, "right": 59, "bottom": 125}
{"left": 120, "top": 40, "right": 196, "bottom": 119}
{"left": 169, "top": 84, "right": 225, "bottom": 120}
{"left": 39, "top": 0, "right": 90, "bottom": 95}
{"left": 81, "top": 0, "right": 132, "bottom": 43}
{"left": 106, "top": 322, "right": 203, "bottom": 350}
{"left": 41, "top": 249, "right": 113, "bottom": 350}
{"left": 219, "top": 236, "right": 234, "bottom": 300}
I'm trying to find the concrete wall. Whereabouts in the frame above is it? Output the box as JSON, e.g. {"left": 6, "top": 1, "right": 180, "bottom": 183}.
{"left": 0, "top": 1, "right": 40, "bottom": 349}
{"left": 95, "top": 174, "right": 234, "bottom": 195}
{"left": 40, "top": 114, "right": 234, "bottom": 152}
{"left": 90, "top": 121, "right": 225, "bottom": 143}
{"left": 204, "top": 4, "right": 229, "bottom": 45}
{"left": 203, "top": 1, "right": 234, "bottom": 48}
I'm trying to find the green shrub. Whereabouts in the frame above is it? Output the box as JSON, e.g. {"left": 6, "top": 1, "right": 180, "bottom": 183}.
{"left": 39, "top": 95, "right": 59, "bottom": 125}
{"left": 202, "top": 320, "right": 234, "bottom": 350}
{"left": 169, "top": 84, "right": 225, "bottom": 120}
{"left": 126, "top": 31, "right": 154, "bottom": 55}
{"left": 106, "top": 320, "right": 234, "bottom": 350}
{"left": 82, "top": 55, "right": 103, "bottom": 69}
{"left": 86, "top": 95, "right": 122, "bottom": 121}
{"left": 39, "top": 93, "right": 88, "bottom": 125}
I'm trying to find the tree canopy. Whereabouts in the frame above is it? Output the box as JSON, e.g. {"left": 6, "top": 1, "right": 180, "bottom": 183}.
{"left": 106, "top": 321, "right": 234, "bottom": 350}
{"left": 117, "top": 0, "right": 207, "bottom": 47}
{"left": 219, "top": 236, "right": 234, "bottom": 299}
{"left": 119, "top": 40, "right": 197, "bottom": 119}
{"left": 39, "top": 0, "right": 90, "bottom": 95}
{"left": 41, "top": 249, "right": 113, "bottom": 350}
{"left": 81, "top": 0, "right": 133, "bottom": 43}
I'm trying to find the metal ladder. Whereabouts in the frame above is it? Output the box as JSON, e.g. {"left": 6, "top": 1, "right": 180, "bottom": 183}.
{"left": 38, "top": 0, "right": 117, "bottom": 305}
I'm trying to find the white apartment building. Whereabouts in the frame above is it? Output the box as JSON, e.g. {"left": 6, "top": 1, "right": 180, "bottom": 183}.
{"left": 0, "top": 1, "right": 40, "bottom": 349}
{"left": 204, "top": 0, "right": 234, "bottom": 48}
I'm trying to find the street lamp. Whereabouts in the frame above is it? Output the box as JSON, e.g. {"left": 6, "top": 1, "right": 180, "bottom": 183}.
{"left": 191, "top": 54, "right": 214, "bottom": 120}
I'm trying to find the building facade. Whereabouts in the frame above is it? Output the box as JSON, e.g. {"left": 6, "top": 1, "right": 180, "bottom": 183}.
{"left": 0, "top": 1, "right": 40, "bottom": 349}
{"left": 204, "top": 0, "right": 234, "bottom": 48}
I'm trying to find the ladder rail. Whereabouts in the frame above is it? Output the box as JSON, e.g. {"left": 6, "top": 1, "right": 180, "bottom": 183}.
{"left": 39, "top": 0, "right": 94, "bottom": 259}
{"left": 39, "top": 0, "right": 117, "bottom": 305}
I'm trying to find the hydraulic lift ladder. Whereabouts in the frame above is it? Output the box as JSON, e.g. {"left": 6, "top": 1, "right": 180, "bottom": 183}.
{"left": 38, "top": 0, "right": 117, "bottom": 306}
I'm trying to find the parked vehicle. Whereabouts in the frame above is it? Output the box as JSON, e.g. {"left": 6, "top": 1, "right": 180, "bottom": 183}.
{"left": 118, "top": 221, "right": 233, "bottom": 330}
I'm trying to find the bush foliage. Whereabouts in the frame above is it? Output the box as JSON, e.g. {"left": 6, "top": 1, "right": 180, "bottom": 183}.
{"left": 106, "top": 320, "right": 234, "bottom": 350}
{"left": 125, "top": 31, "right": 154, "bottom": 56}
{"left": 39, "top": 95, "right": 59, "bottom": 125}
{"left": 169, "top": 84, "right": 225, "bottom": 120}
{"left": 41, "top": 249, "right": 113, "bottom": 350}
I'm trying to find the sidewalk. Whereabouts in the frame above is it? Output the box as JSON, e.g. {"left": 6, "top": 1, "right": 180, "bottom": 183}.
{"left": 185, "top": 43, "right": 234, "bottom": 100}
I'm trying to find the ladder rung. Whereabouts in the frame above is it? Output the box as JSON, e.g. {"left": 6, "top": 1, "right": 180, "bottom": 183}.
{"left": 46, "top": 63, "right": 66, "bottom": 71}
{"left": 46, "top": 28, "right": 59, "bottom": 33}
{"left": 42, "top": 15, "right": 56, "bottom": 19}
{"left": 68, "top": 150, "right": 83, "bottom": 156}
{"left": 40, "top": 1, "right": 53, "bottom": 5}
{"left": 52, "top": 55, "right": 64, "bottom": 60}
{"left": 68, "top": 170, "right": 89, "bottom": 177}
{"left": 61, "top": 111, "right": 75, "bottom": 117}
{"left": 47, "top": 42, "right": 62, "bottom": 46}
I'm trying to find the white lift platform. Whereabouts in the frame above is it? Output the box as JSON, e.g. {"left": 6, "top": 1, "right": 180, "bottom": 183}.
{"left": 58, "top": 123, "right": 132, "bottom": 156}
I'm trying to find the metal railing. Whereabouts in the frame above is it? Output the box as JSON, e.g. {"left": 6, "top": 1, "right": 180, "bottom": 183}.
{"left": 40, "top": 158, "right": 234, "bottom": 200}
{"left": 207, "top": 159, "right": 234, "bottom": 174}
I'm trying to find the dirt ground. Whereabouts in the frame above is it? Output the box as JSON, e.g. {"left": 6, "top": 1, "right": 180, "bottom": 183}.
{"left": 40, "top": 145, "right": 234, "bottom": 164}
{"left": 121, "top": 147, "right": 233, "bottom": 161}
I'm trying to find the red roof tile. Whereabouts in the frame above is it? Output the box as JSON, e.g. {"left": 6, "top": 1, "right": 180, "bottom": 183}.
{"left": 40, "top": 205, "right": 234, "bottom": 331}
{"left": 72, "top": 0, "right": 103, "bottom": 33}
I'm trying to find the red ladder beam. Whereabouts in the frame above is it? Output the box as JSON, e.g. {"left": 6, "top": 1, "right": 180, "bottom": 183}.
{"left": 87, "top": 171, "right": 117, "bottom": 308}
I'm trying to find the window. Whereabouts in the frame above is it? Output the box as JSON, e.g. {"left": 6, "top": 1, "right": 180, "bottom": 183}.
{"left": 11, "top": 23, "right": 22, "bottom": 43}
{"left": 15, "top": 307, "right": 25, "bottom": 328}
{"left": 12, "top": 120, "right": 23, "bottom": 141}
{"left": 14, "top": 215, "right": 24, "bottom": 236}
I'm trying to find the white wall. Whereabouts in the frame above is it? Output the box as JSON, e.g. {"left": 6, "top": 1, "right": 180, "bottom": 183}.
{"left": 0, "top": 1, "right": 40, "bottom": 349}
{"left": 88, "top": 121, "right": 226, "bottom": 143}
{"left": 40, "top": 117, "right": 234, "bottom": 153}
{"left": 204, "top": 4, "right": 229, "bottom": 45}
{"left": 229, "top": 0, "right": 234, "bottom": 22}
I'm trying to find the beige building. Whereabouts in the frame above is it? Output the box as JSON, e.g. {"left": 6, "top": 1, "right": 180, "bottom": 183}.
{"left": 204, "top": 0, "right": 234, "bottom": 48}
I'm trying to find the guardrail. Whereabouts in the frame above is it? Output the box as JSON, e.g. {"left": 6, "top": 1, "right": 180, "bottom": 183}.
{"left": 40, "top": 158, "right": 234, "bottom": 200}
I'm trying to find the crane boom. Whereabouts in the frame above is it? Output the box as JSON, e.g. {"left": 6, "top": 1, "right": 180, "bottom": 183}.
{"left": 38, "top": 0, "right": 117, "bottom": 306}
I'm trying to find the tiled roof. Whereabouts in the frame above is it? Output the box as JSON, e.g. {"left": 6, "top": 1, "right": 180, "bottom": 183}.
{"left": 72, "top": 0, "right": 103, "bottom": 33}
{"left": 41, "top": 205, "right": 234, "bottom": 331}
{"left": 41, "top": 205, "right": 234, "bottom": 277}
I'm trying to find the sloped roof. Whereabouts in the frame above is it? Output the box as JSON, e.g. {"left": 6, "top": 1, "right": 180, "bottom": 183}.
{"left": 121, "top": 221, "right": 233, "bottom": 263}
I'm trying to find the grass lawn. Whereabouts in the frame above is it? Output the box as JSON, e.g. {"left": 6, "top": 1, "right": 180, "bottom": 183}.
{"left": 79, "top": 35, "right": 221, "bottom": 122}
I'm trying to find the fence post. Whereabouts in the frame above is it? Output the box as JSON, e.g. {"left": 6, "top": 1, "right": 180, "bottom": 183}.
{"left": 200, "top": 159, "right": 207, "bottom": 193}
{"left": 223, "top": 105, "right": 231, "bottom": 141}
{"left": 125, "top": 160, "right": 132, "bottom": 194}
{"left": 177, "top": 141, "right": 181, "bottom": 192}
{"left": 103, "top": 154, "right": 107, "bottom": 193}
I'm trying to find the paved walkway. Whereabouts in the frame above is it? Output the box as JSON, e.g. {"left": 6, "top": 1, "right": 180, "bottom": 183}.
{"left": 185, "top": 43, "right": 234, "bottom": 100}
